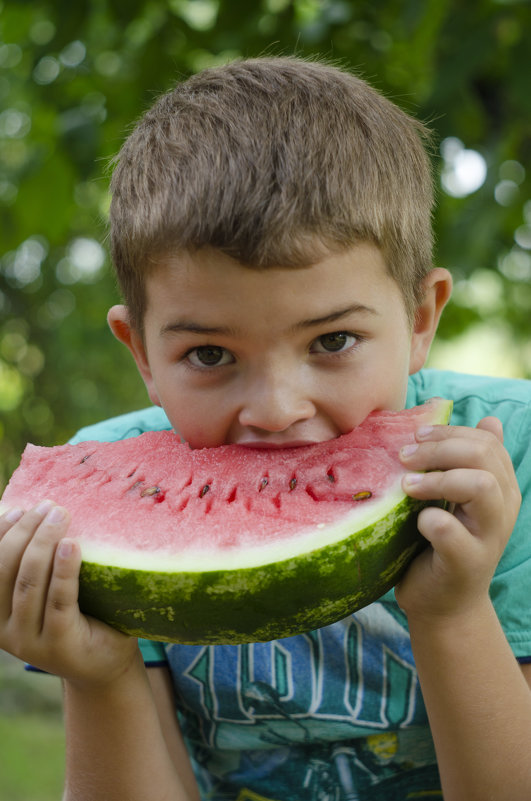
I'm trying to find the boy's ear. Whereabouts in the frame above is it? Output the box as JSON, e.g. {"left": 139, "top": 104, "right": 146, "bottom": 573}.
{"left": 107, "top": 305, "right": 162, "bottom": 407}
{"left": 409, "top": 268, "right": 453, "bottom": 375}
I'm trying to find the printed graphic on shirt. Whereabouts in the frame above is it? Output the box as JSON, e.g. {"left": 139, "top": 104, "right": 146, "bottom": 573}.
{"left": 166, "top": 602, "right": 440, "bottom": 799}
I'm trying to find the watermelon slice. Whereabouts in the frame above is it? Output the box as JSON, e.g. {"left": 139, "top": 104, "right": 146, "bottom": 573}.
{"left": 1, "top": 398, "right": 452, "bottom": 644}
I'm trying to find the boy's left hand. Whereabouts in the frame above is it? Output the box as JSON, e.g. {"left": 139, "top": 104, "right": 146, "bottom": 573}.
{"left": 395, "top": 417, "right": 521, "bottom": 620}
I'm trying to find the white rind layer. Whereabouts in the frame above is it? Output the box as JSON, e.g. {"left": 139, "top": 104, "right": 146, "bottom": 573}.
{"left": 78, "top": 479, "right": 406, "bottom": 572}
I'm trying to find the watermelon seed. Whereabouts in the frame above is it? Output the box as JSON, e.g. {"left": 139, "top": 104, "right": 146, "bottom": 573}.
{"left": 259, "top": 477, "right": 269, "bottom": 492}
{"left": 327, "top": 471, "right": 335, "bottom": 482}
{"left": 141, "top": 486, "right": 161, "bottom": 497}
{"left": 289, "top": 477, "right": 297, "bottom": 491}
{"left": 352, "top": 491, "right": 372, "bottom": 501}
{"left": 200, "top": 484, "right": 210, "bottom": 498}
{"left": 227, "top": 487, "right": 238, "bottom": 503}
{"left": 80, "top": 454, "right": 92, "bottom": 464}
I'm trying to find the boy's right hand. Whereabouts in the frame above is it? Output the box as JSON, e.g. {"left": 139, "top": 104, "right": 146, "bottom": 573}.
{"left": 0, "top": 502, "right": 138, "bottom": 687}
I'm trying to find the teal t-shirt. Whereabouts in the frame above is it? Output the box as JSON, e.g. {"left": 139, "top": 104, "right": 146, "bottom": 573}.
{"left": 71, "top": 369, "right": 531, "bottom": 801}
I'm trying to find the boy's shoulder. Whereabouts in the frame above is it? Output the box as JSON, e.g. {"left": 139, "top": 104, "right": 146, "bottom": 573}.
{"left": 408, "top": 368, "right": 531, "bottom": 462}
{"left": 69, "top": 406, "right": 172, "bottom": 444}
{"left": 408, "top": 367, "right": 530, "bottom": 411}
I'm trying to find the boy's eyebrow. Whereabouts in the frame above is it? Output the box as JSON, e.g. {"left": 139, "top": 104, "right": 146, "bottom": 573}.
{"left": 160, "top": 321, "right": 235, "bottom": 337}
{"left": 160, "top": 304, "right": 378, "bottom": 338}
{"left": 292, "top": 303, "right": 379, "bottom": 330}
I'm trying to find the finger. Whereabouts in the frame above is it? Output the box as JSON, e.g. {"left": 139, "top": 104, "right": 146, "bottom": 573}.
{"left": 11, "top": 505, "right": 70, "bottom": 634}
{"left": 476, "top": 415, "right": 503, "bottom": 443}
{"left": 0, "top": 507, "right": 25, "bottom": 541}
{"left": 0, "top": 505, "right": 32, "bottom": 537}
{"left": 400, "top": 427, "right": 514, "bottom": 487}
{"left": 414, "top": 421, "right": 502, "bottom": 443}
{"left": 403, "top": 468, "right": 503, "bottom": 535}
{"left": 0, "top": 501, "right": 55, "bottom": 617}
{"left": 414, "top": 505, "right": 490, "bottom": 582}
{"left": 416, "top": 504, "right": 467, "bottom": 561}
{"left": 42, "top": 539, "right": 82, "bottom": 637}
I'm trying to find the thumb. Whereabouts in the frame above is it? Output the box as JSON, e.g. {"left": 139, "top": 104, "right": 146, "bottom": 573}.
{"left": 476, "top": 415, "right": 503, "bottom": 444}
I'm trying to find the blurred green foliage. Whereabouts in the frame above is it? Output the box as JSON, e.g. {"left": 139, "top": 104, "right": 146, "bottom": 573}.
{"left": 1, "top": 0, "right": 531, "bottom": 489}
{"left": 0, "top": 651, "right": 64, "bottom": 801}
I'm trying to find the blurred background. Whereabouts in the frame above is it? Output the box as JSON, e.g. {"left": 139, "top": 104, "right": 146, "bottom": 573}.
{"left": 1, "top": 0, "right": 531, "bottom": 491}
{"left": 0, "top": 0, "right": 530, "bottom": 797}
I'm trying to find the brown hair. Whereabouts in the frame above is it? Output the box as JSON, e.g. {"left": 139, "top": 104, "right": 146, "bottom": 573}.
{"left": 110, "top": 56, "right": 435, "bottom": 330}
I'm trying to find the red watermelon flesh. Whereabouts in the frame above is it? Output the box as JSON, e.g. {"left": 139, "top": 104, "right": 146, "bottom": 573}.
{"left": 2, "top": 399, "right": 449, "bottom": 571}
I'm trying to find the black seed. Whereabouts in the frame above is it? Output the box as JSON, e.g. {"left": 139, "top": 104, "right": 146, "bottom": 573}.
{"left": 289, "top": 478, "right": 297, "bottom": 491}
{"left": 259, "top": 477, "right": 269, "bottom": 491}
{"left": 200, "top": 484, "right": 210, "bottom": 498}
{"left": 327, "top": 472, "right": 335, "bottom": 482}
{"left": 352, "top": 490, "right": 372, "bottom": 501}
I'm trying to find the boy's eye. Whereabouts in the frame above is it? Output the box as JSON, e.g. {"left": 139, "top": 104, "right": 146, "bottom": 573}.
{"left": 311, "top": 332, "right": 356, "bottom": 353}
{"left": 187, "top": 345, "right": 233, "bottom": 367}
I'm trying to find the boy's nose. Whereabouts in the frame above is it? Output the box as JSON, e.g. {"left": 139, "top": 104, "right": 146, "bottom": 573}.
{"left": 237, "top": 369, "right": 316, "bottom": 432}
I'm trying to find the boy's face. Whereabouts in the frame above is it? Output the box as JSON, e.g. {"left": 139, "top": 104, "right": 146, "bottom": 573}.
{"left": 109, "top": 244, "right": 450, "bottom": 449}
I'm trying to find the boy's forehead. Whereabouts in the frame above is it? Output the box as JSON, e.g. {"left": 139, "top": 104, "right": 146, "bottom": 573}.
{"left": 144, "top": 244, "right": 407, "bottom": 328}
{"left": 150, "top": 242, "right": 391, "bottom": 286}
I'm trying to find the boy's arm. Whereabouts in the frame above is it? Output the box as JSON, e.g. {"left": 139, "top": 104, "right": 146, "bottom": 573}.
{"left": 398, "top": 417, "right": 531, "bottom": 801}
{"left": 63, "top": 657, "right": 200, "bottom": 801}
{"left": 147, "top": 666, "right": 201, "bottom": 800}
{"left": 523, "top": 663, "right": 531, "bottom": 694}
{"left": 406, "top": 589, "right": 531, "bottom": 801}
{"left": 0, "top": 505, "right": 199, "bottom": 801}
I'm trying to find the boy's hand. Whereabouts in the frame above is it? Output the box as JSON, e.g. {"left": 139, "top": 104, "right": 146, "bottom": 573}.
{"left": 396, "top": 417, "right": 521, "bottom": 620}
{"left": 0, "top": 502, "right": 138, "bottom": 686}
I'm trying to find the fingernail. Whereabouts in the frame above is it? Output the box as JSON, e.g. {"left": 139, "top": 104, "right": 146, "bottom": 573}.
{"left": 404, "top": 472, "right": 423, "bottom": 487}
{"left": 57, "top": 539, "right": 73, "bottom": 558}
{"left": 36, "top": 499, "right": 54, "bottom": 515}
{"left": 46, "top": 506, "right": 66, "bottom": 524}
{"left": 4, "top": 507, "right": 24, "bottom": 524}
{"left": 416, "top": 425, "right": 433, "bottom": 439}
{"left": 400, "top": 443, "right": 418, "bottom": 458}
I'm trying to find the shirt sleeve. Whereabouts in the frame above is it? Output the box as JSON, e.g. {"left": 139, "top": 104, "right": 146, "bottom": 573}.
{"left": 488, "top": 399, "right": 531, "bottom": 659}
{"left": 138, "top": 638, "right": 168, "bottom": 667}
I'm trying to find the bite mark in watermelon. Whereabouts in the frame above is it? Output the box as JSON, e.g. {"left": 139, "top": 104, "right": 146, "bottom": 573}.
{"left": 1, "top": 398, "right": 452, "bottom": 644}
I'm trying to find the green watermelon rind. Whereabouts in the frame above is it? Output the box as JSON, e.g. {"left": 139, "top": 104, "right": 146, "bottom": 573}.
{"left": 78, "top": 492, "right": 428, "bottom": 644}
{"left": 1, "top": 398, "right": 452, "bottom": 644}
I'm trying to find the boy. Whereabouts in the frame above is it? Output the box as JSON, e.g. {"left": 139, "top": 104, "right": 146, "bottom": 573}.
{"left": 0, "top": 57, "right": 530, "bottom": 801}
